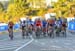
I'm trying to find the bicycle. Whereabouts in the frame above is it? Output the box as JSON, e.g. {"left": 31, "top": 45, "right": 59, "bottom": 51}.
{"left": 22, "top": 27, "right": 25, "bottom": 39}
{"left": 48, "top": 26, "right": 54, "bottom": 38}
{"left": 8, "top": 28, "right": 13, "bottom": 40}
{"left": 35, "top": 26, "right": 42, "bottom": 38}
{"left": 61, "top": 27, "right": 66, "bottom": 37}
{"left": 42, "top": 27, "right": 47, "bottom": 37}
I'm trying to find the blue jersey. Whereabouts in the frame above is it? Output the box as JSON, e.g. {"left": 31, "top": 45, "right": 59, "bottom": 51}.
{"left": 29, "top": 20, "right": 34, "bottom": 25}
{"left": 58, "top": 20, "right": 62, "bottom": 25}
{"left": 42, "top": 20, "right": 47, "bottom": 27}
{"left": 26, "top": 20, "right": 34, "bottom": 25}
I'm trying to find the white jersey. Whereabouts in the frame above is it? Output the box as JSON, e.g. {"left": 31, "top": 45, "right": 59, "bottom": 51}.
{"left": 55, "top": 21, "right": 61, "bottom": 28}
{"left": 20, "top": 21, "right": 26, "bottom": 27}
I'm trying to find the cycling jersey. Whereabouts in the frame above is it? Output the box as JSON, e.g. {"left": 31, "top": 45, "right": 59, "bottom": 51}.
{"left": 56, "top": 20, "right": 62, "bottom": 28}
{"left": 47, "top": 19, "right": 55, "bottom": 26}
{"left": 58, "top": 19, "right": 62, "bottom": 25}
{"left": 20, "top": 20, "right": 26, "bottom": 26}
{"left": 35, "top": 20, "right": 42, "bottom": 27}
{"left": 28, "top": 20, "right": 34, "bottom": 25}
{"left": 42, "top": 20, "right": 47, "bottom": 27}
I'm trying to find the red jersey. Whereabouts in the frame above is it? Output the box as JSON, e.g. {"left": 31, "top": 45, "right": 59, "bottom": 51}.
{"left": 35, "top": 20, "right": 42, "bottom": 27}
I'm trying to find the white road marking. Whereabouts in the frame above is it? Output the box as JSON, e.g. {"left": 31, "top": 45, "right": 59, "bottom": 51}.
{"left": 0, "top": 40, "right": 31, "bottom": 51}
{"left": 14, "top": 36, "right": 34, "bottom": 51}
{"left": 0, "top": 47, "right": 17, "bottom": 51}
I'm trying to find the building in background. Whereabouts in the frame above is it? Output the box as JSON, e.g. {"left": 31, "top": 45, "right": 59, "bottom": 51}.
{"left": 27, "top": 0, "right": 58, "bottom": 8}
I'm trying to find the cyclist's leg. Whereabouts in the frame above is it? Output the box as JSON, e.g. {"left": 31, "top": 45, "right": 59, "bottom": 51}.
{"left": 64, "top": 28, "right": 67, "bottom": 37}
{"left": 26, "top": 26, "right": 29, "bottom": 37}
{"left": 9, "top": 28, "right": 11, "bottom": 37}
{"left": 62, "top": 27, "right": 66, "bottom": 37}
{"left": 43, "top": 27, "right": 46, "bottom": 37}
{"left": 35, "top": 27, "right": 38, "bottom": 38}
{"left": 29, "top": 26, "right": 33, "bottom": 35}
{"left": 9, "top": 28, "right": 13, "bottom": 40}
{"left": 22, "top": 26, "right": 25, "bottom": 39}
{"left": 56, "top": 27, "right": 59, "bottom": 37}
{"left": 11, "top": 29, "right": 13, "bottom": 40}
{"left": 51, "top": 26, "right": 54, "bottom": 38}
{"left": 50, "top": 27, "right": 53, "bottom": 37}
{"left": 36, "top": 27, "right": 39, "bottom": 38}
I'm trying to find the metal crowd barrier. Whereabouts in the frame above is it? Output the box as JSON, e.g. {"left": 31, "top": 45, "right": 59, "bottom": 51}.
{"left": 0, "top": 23, "right": 20, "bottom": 32}
{"left": 0, "top": 22, "right": 75, "bottom": 32}
{"left": 68, "top": 22, "right": 75, "bottom": 31}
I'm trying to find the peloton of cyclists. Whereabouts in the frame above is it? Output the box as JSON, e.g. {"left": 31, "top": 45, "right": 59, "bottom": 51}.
{"left": 8, "top": 17, "right": 67, "bottom": 40}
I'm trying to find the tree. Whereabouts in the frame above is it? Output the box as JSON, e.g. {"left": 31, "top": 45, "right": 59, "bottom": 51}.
{"left": 5, "top": 0, "right": 30, "bottom": 23}
{"left": 0, "top": 2, "right": 4, "bottom": 12}
{"left": 53, "top": 0, "right": 75, "bottom": 18}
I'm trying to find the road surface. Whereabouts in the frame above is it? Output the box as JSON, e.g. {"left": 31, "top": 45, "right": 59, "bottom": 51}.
{"left": 0, "top": 30, "right": 75, "bottom": 51}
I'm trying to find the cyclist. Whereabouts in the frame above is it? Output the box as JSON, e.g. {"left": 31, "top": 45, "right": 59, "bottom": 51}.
{"left": 61, "top": 18, "right": 67, "bottom": 37}
{"left": 61, "top": 21, "right": 67, "bottom": 37}
{"left": 8, "top": 21, "right": 14, "bottom": 40}
{"left": 55, "top": 18, "right": 62, "bottom": 37}
{"left": 28, "top": 19, "right": 34, "bottom": 35}
{"left": 25, "top": 17, "right": 30, "bottom": 36}
{"left": 34, "top": 18, "right": 42, "bottom": 38}
{"left": 42, "top": 19, "right": 47, "bottom": 37}
{"left": 47, "top": 18, "right": 55, "bottom": 37}
{"left": 48, "top": 24, "right": 54, "bottom": 38}
{"left": 20, "top": 20, "right": 26, "bottom": 39}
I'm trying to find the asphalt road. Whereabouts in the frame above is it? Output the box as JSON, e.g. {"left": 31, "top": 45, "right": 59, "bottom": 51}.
{"left": 0, "top": 30, "right": 75, "bottom": 51}
{"left": 0, "top": 30, "right": 31, "bottom": 51}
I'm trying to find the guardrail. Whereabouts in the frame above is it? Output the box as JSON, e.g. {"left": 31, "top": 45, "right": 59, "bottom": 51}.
{"left": 0, "top": 23, "right": 20, "bottom": 32}
{"left": 0, "top": 22, "right": 75, "bottom": 32}
{"left": 68, "top": 22, "right": 75, "bottom": 31}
